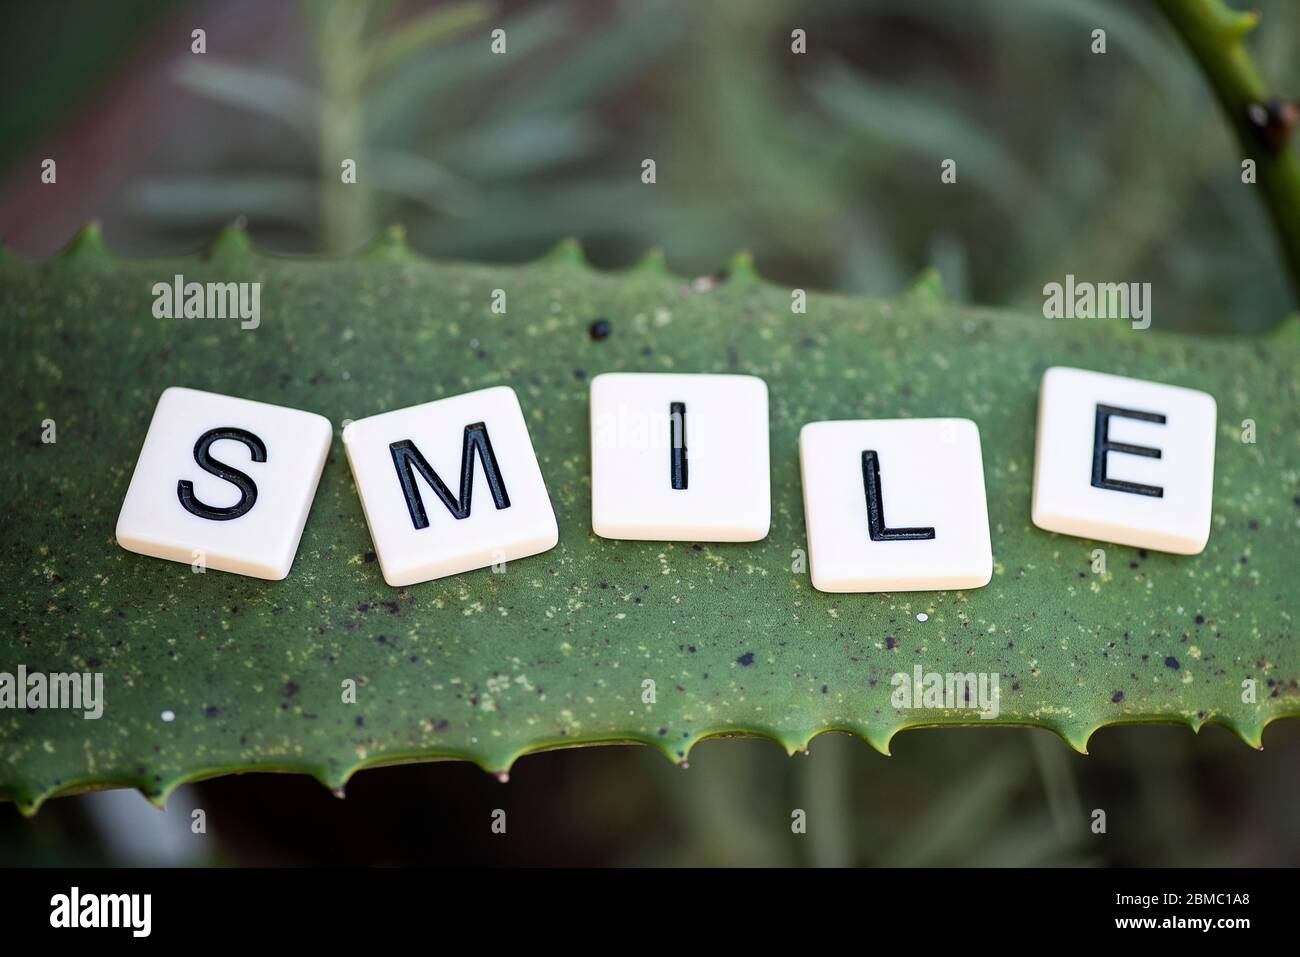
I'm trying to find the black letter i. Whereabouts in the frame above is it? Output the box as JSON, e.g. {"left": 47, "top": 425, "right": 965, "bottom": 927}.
{"left": 670, "top": 402, "right": 687, "bottom": 490}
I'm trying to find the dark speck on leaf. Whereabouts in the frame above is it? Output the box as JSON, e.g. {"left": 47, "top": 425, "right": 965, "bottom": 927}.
{"left": 1195, "top": 614, "right": 1205, "bottom": 625}
{"left": 737, "top": 652, "right": 755, "bottom": 666}
{"left": 820, "top": 684, "right": 828, "bottom": 694}
{"left": 205, "top": 706, "right": 220, "bottom": 718}
{"left": 363, "top": 551, "right": 376, "bottom": 563}
{"left": 1111, "top": 691, "right": 1124, "bottom": 703}
{"left": 885, "top": 636, "right": 896, "bottom": 650}
{"left": 1164, "top": 656, "right": 1180, "bottom": 670}
{"left": 284, "top": 681, "right": 300, "bottom": 696}
{"left": 589, "top": 318, "right": 611, "bottom": 340}
{"left": 1248, "top": 99, "right": 1300, "bottom": 151}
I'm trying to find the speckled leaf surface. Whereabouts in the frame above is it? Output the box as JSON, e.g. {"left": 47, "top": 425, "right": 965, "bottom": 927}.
{"left": 2, "top": 225, "right": 1297, "bottom": 814}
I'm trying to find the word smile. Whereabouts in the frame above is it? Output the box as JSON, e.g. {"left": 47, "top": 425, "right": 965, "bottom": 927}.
{"left": 0, "top": 666, "right": 103, "bottom": 719}
{"left": 115, "top": 366, "right": 1217, "bottom": 590}
{"left": 153, "top": 273, "right": 261, "bottom": 329}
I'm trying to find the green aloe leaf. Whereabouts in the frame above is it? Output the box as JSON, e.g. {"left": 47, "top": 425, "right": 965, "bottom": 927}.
{"left": 2, "top": 224, "right": 1297, "bottom": 814}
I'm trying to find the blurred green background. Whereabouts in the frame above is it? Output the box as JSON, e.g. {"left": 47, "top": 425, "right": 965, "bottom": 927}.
{"left": 1, "top": 0, "right": 1297, "bottom": 865}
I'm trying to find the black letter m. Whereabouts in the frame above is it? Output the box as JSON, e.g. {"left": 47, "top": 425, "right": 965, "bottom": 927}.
{"left": 389, "top": 423, "right": 511, "bottom": 529}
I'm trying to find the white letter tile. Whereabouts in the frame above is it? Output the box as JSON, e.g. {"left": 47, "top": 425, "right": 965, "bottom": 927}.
{"left": 590, "top": 373, "right": 770, "bottom": 542}
{"left": 115, "top": 387, "right": 332, "bottom": 580}
{"left": 1032, "top": 366, "right": 1216, "bottom": 554}
{"left": 343, "top": 386, "right": 558, "bottom": 587}
{"left": 799, "top": 418, "right": 992, "bottom": 593}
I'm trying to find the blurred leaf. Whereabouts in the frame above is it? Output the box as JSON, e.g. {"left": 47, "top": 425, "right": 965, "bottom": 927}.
{"left": 368, "top": 147, "right": 477, "bottom": 216}
{"left": 364, "top": 3, "right": 574, "bottom": 145}
{"left": 809, "top": 60, "right": 1045, "bottom": 221}
{"left": 1030, "top": 727, "right": 1085, "bottom": 844}
{"left": 499, "top": 0, "right": 686, "bottom": 116}
{"left": 436, "top": 114, "right": 605, "bottom": 180}
{"left": 361, "top": 1, "right": 494, "bottom": 81}
{"left": 1008, "top": 0, "right": 1195, "bottom": 94}
{"left": 173, "top": 59, "right": 319, "bottom": 143}
{"left": 129, "top": 174, "right": 318, "bottom": 226}
{"left": 832, "top": 210, "right": 909, "bottom": 296}
{"left": 976, "top": 814, "right": 1084, "bottom": 866}
{"left": 881, "top": 750, "right": 1028, "bottom": 866}
{"left": 412, "top": 179, "right": 660, "bottom": 256}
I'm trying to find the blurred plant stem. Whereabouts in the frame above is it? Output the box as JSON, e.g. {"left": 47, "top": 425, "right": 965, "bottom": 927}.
{"left": 879, "top": 747, "right": 1027, "bottom": 866}
{"left": 1029, "top": 729, "right": 1085, "bottom": 845}
{"left": 1160, "top": 0, "right": 1300, "bottom": 301}
{"left": 654, "top": 740, "right": 790, "bottom": 866}
{"left": 313, "top": 0, "right": 375, "bottom": 253}
{"left": 800, "top": 734, "right": 853, "bottom": 867}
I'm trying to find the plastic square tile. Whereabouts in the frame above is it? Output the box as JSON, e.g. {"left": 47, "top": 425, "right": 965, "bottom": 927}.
{"left": 343, "top": 386, "right": 558, "bottom": 587}
{"left": 590, "top": 372, "right": 770, "bottom": 541}
{"left": 799, "top": 418, "right": 993, "bottom": 593}
{"left": 115, "top": 387, "right": 332, "bottom": 580}
{"left": 1031, "top": 366, "right": 1216, "bottom": 554}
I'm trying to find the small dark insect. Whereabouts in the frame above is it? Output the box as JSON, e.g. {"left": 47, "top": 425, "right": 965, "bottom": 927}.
{"left": 589, "top": 318, "right": 611, "bottom": 340}
{"left": 1246, "top": 99, "right": 1298, "bottom": 151}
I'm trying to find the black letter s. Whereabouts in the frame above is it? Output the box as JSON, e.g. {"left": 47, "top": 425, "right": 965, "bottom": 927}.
{"left": 177, "top": 427, "right": 267, "bottom": 520}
